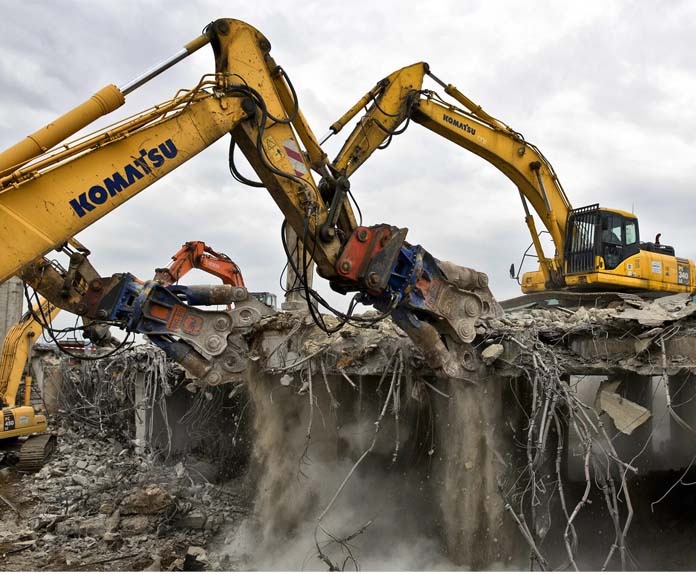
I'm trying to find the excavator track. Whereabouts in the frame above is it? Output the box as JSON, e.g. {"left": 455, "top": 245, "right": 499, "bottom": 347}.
{"left": 500, "top": 290, "right": 664, "bottom": 312}
{"left": 16, "top": 434, "right": 56, "bottom": 472}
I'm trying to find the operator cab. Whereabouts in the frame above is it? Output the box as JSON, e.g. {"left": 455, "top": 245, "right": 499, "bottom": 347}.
{"left": 597, "top": 209, "right": 640, "bottom": 269}
{"left": 251, "top": 291, "right": 277, "bottom": 310}
{"left": 564, "top": 204, "right": 669, "bottom": 273}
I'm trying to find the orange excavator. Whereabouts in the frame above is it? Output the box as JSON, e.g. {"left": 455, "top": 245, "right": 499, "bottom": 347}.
{"left": 154, "top": 241, "right": 244, "bottom": 287}
{"left": 153, "top": 241, "right": 276, "bottom": 309}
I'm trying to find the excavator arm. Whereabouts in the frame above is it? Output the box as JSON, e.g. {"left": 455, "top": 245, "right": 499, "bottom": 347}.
{"left": 1, "top": 21, "right": 500, "bottom": 385}
{"left": 0, "top": 296, "right": 59, "bottom": 410}
{"left": 328, "top": 62, "right": 572, "bottom": 289}
{"left": 0, "top": 20, "right": 353, "bottom": 284}
{"left": 154, "top": 241, "right": 245, "bottom": 287}
{"left": 0, "top": 19, "right": 348, "bottom": 384}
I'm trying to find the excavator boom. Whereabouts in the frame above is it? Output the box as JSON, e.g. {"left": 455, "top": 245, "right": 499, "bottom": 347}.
{"left": 0, "top": 20, "right": 352, "bottom": 284}
{"left": 329, "top": 62, "right": 696, "bottom": 295}
{"left": 154, "top": 241, "right": 245, "bottom": 287}
{"left": 0, "top": 20, "right": 500, "bottom": 387}
{"left": 0, "top": 297, "right": 59, "bottom": 410}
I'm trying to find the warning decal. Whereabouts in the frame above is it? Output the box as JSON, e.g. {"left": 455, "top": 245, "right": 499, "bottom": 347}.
{"left": 282, "top": 139, "right": 308, "bottom": 177}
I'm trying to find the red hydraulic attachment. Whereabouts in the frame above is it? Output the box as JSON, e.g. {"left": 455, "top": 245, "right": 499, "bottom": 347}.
{"left": 154, "top": 241, "right": 244, "bottom": 287}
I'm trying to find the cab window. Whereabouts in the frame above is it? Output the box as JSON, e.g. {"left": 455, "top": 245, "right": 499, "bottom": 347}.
{"left": 601, "top": 215, "right": 623, "bottom": 245}
{"left": 625, "top": 221, "right": 637, "bottom": 245}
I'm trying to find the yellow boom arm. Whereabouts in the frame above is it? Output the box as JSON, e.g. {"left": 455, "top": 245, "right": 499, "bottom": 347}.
{"left": 329, "top": 62, "right": 572, "bottom": 287}
{"left": 0, "top": 296, "right": 59, "bottom": 408}
{"left": 0, "top": 19, "right": 354, "bottom": 285}
{"left": 0, "top": 21, "right": 502, "bottom": 387}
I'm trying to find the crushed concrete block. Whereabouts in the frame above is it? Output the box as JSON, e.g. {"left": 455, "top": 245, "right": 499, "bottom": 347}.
{"left": 120, "top": 485, "right": 173, "bottom": 515}
{"left": 99, "top": 500, "right": 115, "bottom": 515}
{"left": 32, "top": 513, "right": 63, "bottom": 532}
{"left": 594, "top": 380, "right": 622, "bottom": 413}
{"left": 55, "top": 515, "right": 106, "bottom": 537}
{"left": 599, "top": 391, "right": 651, "bottom": 435}
{"left": 481, "top": 344, "right": 504, "bottom": 365}
{"left": 106, "top": 509, "right": 121, "bottom": 532}
{"left": 102, "top": 531, "right": 122, "bottom": 547}
{"left": 71, "top": 474, "right": 90, "bottom": 488}
{"left": 573, "top": 307, "right": 590, "bottom": 322}
{"left": 176, "top": 509, "right": 208, "bottom": 530}
{"left": 120, "top": 515, "right": 152, "bottom": 534}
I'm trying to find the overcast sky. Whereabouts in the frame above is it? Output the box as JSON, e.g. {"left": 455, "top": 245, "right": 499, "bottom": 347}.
{"left": 2, "top": 0, "right": 695, "bottom": 329}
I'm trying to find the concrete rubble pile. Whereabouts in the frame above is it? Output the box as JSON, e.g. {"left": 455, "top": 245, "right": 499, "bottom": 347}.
{"left": 0, "top": 349, "right": 252, "bottom": 572}
{"left": 488, "top": 292, "right": 696, "bottom": 336}
{"left": 0, "top": 427, "right": 252, "bottom": 572}
{"left": 247, "top": 311, "right": 421, "bottom": 377}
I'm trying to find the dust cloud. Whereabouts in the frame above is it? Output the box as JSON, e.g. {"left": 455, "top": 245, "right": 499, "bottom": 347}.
{"left": 216, "top": 368, "right": 460, "bottom": 570}
{"left": 212, "top": 362, "right": 526, "bottom": 570}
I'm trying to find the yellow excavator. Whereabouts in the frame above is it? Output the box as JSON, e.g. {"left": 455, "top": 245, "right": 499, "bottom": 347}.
{"left": 0, "top": 19, "right": 499, "bottom": 390}
{"left": 324, "top": 62, "right": 696, "bottom": 296}
{"left": 0, "top": 296, "right": 59, "bottom": 471}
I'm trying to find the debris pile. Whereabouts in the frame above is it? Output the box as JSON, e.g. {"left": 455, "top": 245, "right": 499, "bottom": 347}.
{"left": 2, "top": 344, "right": 255, "bottom": 571}
{"left": 0, "top": 423, "right": 252, "bottom": 571}
{"left": 484, "top": 293, "right": 696, "bottom": 375}
{"left": 488, "top": 293, "right": 696, "bottom": 338}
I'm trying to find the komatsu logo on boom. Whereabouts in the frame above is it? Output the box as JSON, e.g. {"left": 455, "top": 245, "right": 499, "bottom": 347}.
{"left": 69, "top": 139, "right": 178, "bottom": 218}
{"left": 443, "top": 113, "right": 476, "bottom": 135}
